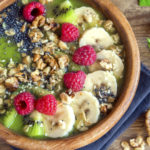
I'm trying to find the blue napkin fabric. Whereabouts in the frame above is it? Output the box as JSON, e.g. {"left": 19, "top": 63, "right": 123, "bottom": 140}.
{"left": 13, "top": 64, "right": 150, "bottom": 150}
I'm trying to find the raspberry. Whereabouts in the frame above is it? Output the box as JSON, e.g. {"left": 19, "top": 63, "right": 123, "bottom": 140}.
{"left": 14, "top": 92, "right": 35, "bottom": 115}
{"left": 60, "top": 23, "right": 79, "bottom": 42}
{"left": 23, "top": 2, "right": 45, "bottom": 22}
{"left": 35, "top": 95, "right": 57, "bottom": 115}
{"left": 72, "top": 45, "right": 96, "bottom": 66}
{"left": 63, "top": 71, "right": 86, "bottom": 92}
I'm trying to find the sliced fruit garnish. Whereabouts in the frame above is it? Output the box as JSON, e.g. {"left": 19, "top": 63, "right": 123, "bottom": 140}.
{"left": 2, "top": 108, "right": 23, "bottom": 132}
{"left": 55, "top": 0, "right": 77, "bottom": 24}
{"left": 24, "top": 111, "right": 45, "bottom": 138}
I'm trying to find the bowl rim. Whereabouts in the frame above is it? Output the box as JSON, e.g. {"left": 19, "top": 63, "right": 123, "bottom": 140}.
{"left": 0, "top": 0, "right": 141, "bottom": 149}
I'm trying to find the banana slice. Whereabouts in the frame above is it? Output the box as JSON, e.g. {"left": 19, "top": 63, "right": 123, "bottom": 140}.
{"left": 84, "top": 71, "right": 117, "bottom": 96}
{"left": 79, "top": 27, "right": 114, "bottom": 49}
{"left": 97, "top": 50, "right": 124, "bottom": 78}
{"left": 89, "top": 50, "right": 124, "bottom": 78}
{"left": 42, "top": 103, "right": 75, "bottom": 138}
{"left": 71, "top": 91, "right": 100, "bottom": 131}
{"left": 75, "top": 7, "right": 99, "bottom": 25}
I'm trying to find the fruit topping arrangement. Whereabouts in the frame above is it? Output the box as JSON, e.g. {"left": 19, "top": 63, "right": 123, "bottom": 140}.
{"left": 0, "top": 0, "right": 125, "bottom": 138}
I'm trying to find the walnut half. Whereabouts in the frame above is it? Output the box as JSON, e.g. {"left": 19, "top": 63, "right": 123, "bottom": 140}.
{"left": 121, "top": 141, "right": 130, "bottom": 150}
{"left": 5, "top": 77, "right": 19, "bottom": 91}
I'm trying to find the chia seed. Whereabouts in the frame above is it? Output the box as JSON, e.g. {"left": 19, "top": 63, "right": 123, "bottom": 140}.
{"left": 94, "top": 85, "right": 115, "bottom": 104}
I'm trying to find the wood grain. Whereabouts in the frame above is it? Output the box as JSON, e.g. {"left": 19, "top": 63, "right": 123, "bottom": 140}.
{"left": 0, "top": 0, "right": 149, "bottom": 149}
{"left": 109, "top": 0, "right": 150, "bottom": 149}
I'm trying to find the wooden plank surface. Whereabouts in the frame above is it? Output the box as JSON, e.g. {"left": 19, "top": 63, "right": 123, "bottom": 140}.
{"left": 0, "top": 0, "right": 150, "bottom": 150}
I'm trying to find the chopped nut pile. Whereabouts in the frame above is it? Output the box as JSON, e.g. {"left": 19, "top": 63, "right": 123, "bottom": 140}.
{"left": 121, "top": 109, "right": 150, "bottom": 150}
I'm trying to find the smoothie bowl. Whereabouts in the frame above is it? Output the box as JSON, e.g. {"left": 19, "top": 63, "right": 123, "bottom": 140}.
{"left": 0, "top": 0, "right": 140, "bottom": 149}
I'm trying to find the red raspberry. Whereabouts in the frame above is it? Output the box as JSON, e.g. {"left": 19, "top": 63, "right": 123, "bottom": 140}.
{"left": 60, "top": 23, "right": 79, "bottom": 42}
{"left": 35, "top": 95, "right": 57, "bottom": 115}
{"left": 14, "top": 92, "right": 35, "bottom": 115}
{"left": 72, "top": 45, "right": 96, "bottom": 66}
{"left": 23, "top": 2, "right": 45, "bottom": 22}
{"left": 63, "top": 71, "right": 86, "bottom": 92}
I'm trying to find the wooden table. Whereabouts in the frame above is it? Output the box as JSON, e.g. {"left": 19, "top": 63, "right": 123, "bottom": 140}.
{"left": 0, "top": 0, "right": 150, "bottom": 149}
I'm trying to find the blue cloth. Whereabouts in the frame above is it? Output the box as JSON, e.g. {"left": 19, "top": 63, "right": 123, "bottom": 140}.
{"left": 13, "top": 64, "right": 150, "bottom": 150}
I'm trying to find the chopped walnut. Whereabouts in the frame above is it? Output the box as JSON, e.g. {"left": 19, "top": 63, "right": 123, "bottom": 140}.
{"left": 21, "top": 53, "right": 27, "bottom": 57}
{"left": 33, "top": 54, "right": 41, "bottom": 62}
{"left": 145, "top": 109, "right": 150, "bottom": 136}
{"left": 36, "top": 59, "right": 47, "bottom": 70}
{"left": 100, "top": 103, "right": 113, "bottom": 113}
{"left": 8, "top": 59, "right": 15, "bottom": 68}
{"left": 42, "top": 42, "right": 56, "bottom": 53}
{"left": 58, "top": 55, "right": 69, "bottom": 69}
{"left": 15, "top": 72, "right": 28, "bottom": 83}
{"left": 5, "top": 77, "right": 19, "bottom": 91}
{"left": 48, "top": 73, "right": 61, "bottom": 90}
{"left": 58, "top": 40, "right": 68, "bottom": 50}
{"left": 100, "top": 105, "right": 107, "bottom": 113}
{"left": 17, "top": 64, "right": 25, "bottom": 71}
{"left": 0, "top": 76, "right": 5, "bottom": 84}
{"left": 43, "top": 18, "right": 60, "bottom": 31}
{"left": 43, "top": 66, "right": 51, "bottom": 76}
{"left": 99, "top": 59, "right": 113, "bottom": 71}
{"left": 0, "top": 84, "right": 6, "bottom": 96}
{"left": 103, "top": 20, "right": 116, "bottom": 33}
{"left": 107, "top": 96, "right": 115, "bottom": 103}
{"left": 0, "top": 67, "right": 7, "bottom": 77}
{"left": 20, "top": 22, "right": 27, "bottom": 32}
{"left": 46, "top": 31, "right": 59, "bottom": 43}
{"left": 121, "top": 141, "right": 131, "bottom": 150}
{"left": 43, "top": 55, "right": 58, "bottom": 70}
{"left": 31, "top": 15, "right": 46, "bottom": 28}
{"left": 31, "top": 70, "right": 41, "bottom": 82}
{"left": 17, "top": 40, "right": 24, "bottom": 48}
{"left": 22, "top": 56, "right": 32, "bottom": 66}
{"left": 28, "top": 28, "right": 44, "bottom": 43}
{"left": 8, "top": 68, "right": 18, "bottom": 76}
{"left": 5, "top": 28, "right": 16, "bottom": 36}
{"left": 43, "top": 24, "right": 51, "bottom": 31}
{"left": 109, "top": 45, "right": 124, "bottom": 57}
{"left": 4, "top": 99, "right": 12, "bottom": 108}
{"left": 129, "top": 136, "right": 144, "bottom": 148}
{"left": 32, "top": 47, "right": 44, "bottom": 55}
{"left": 112, "top": 33, "right": 120, "bottom": 45}
{"left": 60, "top": 92, "right": 73, "bottom": 104}
{"left": 41, "top": 38, "right": 49, "bottom": 44}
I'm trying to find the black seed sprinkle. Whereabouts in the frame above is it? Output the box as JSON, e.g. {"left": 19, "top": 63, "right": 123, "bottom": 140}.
{"left": 0, "top": 2, "right": 42, "bottom": 55}
{"left": 94, "top": 85, "right": 115, "bottom": 104}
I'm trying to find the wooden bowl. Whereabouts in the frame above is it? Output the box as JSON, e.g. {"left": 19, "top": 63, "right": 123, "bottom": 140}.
{"left": 0, "top": 0, "right": 140, "bottom": 149}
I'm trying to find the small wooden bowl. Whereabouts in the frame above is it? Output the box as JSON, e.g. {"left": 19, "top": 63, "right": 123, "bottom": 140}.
{"left": 0, "top": 0, "right": 140, "bottom": 149}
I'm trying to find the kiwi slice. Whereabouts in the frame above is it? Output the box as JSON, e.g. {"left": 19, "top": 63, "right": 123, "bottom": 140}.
{"left": 68, "top": 60, "right": 89, "bottom": 73}
{"left": 24, "top": 111, "right": 45, "bottom": 138}
{"left": 24, "top": 122, "right": 45, "bottom": 138}
{"left": 0, "top": 37, "right": 21, "bottom": 67}
{"left": 55, "top": 0, "right": 77, "bottom": 24}
{"left": 2, "top": 108, "right": 23, "bottom": 133}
